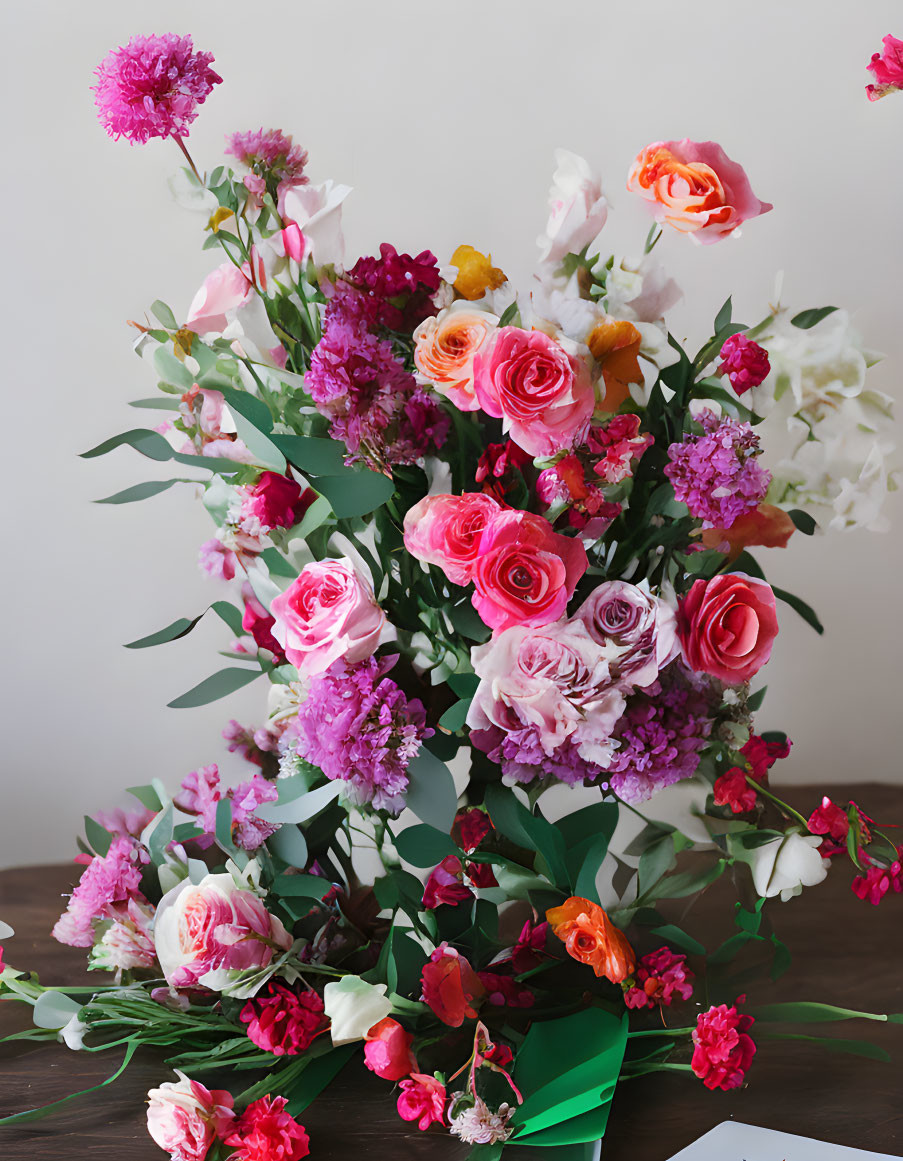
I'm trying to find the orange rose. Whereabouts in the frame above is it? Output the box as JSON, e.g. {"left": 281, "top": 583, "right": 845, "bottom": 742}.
{"left": 587, "top": 318, "right": 644, "bottom": 411}
{"left": 451, "top": 244, "right": 507, "bottom": 301}
{"left": 413, "top": 304, "right": 497, "bottom": 412}
{"left": 546, "top": 896, "right": 635, "bottom": 983}
{"left": 700, "top": 504, "right": 796, "bottom": 563}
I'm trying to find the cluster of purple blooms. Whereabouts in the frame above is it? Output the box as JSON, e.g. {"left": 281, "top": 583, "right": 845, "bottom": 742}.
{"left": 664, "top": 409, "right": 770, "bottom": 530}
{"left": 174, "top": 764, "right": 279, "bottom": 852}
{"left": 92, "top": 33, "right": 221, "bottom": 144}
{"left": 284, "top": 655, "right": 432, "bottom": 815}
{"left": 225, "top": 128, "right": 309, "bottom": 202}
{"left": 52, "top": 837, "right": 149, "bottom": 948}
{"left": 306, "top": 246, "right": 449, "bottom": 466}
{"left": 494, "top": 731, "right": 607, "bottom": 788}
{"left": 606, "top": 663, "right": 714, "bottom": 804}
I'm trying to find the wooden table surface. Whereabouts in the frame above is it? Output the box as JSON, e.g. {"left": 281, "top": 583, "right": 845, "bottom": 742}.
{"left": 1, "top": 784, "right": 901, "bottom": 1160}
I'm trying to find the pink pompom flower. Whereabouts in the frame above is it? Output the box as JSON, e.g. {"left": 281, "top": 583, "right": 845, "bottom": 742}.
{"left": 623, "top": 946, "right": 694, "bottom": 1010}
{"left": 691, "top": 1002, "right": 756, "bottom": 1091}
{"left": 240, "top": 983, "right": 327, "bottom": 1056}
{"left": 92, "top": 34, "right": 221, "bottom": 145}
{"left": 223, "top": 1095, "right": 310, "bottom": 1161}
{"left": 866, "top": 35, "right": 903, "bottom": 101}
{"left": 397, "top": 1073, "right": 447, "bottom": 1131}
{"left": 718, "top": 333, "right": 771, "bottom": 395}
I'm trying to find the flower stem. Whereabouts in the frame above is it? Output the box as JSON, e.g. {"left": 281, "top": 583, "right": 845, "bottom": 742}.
{"left": 746, "top": 777, "right": 811, "bottom": 831}
{"left": 173, "top": 135, "right": 202, "bottom": 183}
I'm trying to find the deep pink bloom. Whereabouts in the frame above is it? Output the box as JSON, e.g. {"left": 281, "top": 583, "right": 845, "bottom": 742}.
{"left": 477, "top": 972, "right": 535, "bottom": 1008}
{"left": 511, "top": 919, "right": 549, "bottom": 974}
{"left": 714, "top": 767, "right": 758, "bottom": 814}
{"left": 240, "top": 984, "right": 327, "bottom": 1056}
{"left": 0, "top": 946, "right": 6, "bottom": 974}
{"left": 422, "top": 856, "right": 473, "bottom": 909}
{"left": 421, "top": 943, "right": 485, "bottom": 1027}
{"left": 852, "top": 849, "right": 903, "bottom": 905}
{"left": 242, "top": 473, "right": 316, "bottom": 532}
{"left": 866, "top": 35, "right": 903, "bottom": 100}
{"left": 475, "top": 440, "right": 533, "bottom": 488}
{"left": 452, "top": 808, "right": 493, "bottom": 854}
{"left": 397, "top": 1074, "right": 447, "bottom": 1131}
{"left": 224, "top": 1095, "right": 310, "bottom": 1161}
{"left": 585, "top": 414, "right": 654, "bottom": 484}
{"left": 242, "top": 589, "right": 287, "bottom": 665}
{"left": 364, "top": 1017, "right": 418, "bottom": 1081}
{"left": 92, "top": 34, "right": 221, "bottom": 144}
{"left": 466, "top": 863, "right": 498, "bottom": 889}
{"left": 691, "top": 1003, "right": 756, "bottom": 1090}
{"left": 741, "top": 733, "right": 791, "bottom": 780}
{"left": 52, "top": 837, "right": 149, "bottom": 948}
{"left": 718, "top": 333, "right": 771, "bottom": 395}
{"left": 678, "top": 574, "right": 779, "bottom": 686}
{"left": 346, "top": 244, "right": 441, "bottom": 332}
{"left": 809, "top": 797, "right": 872, "bottom": 859}
{"left": 623, "top": 946, "right": 694, "bottom": 1009}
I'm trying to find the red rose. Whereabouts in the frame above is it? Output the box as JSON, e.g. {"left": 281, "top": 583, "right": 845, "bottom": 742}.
{"left": 420, "top": 943, "right": 485, "bottom": 1027}
{"left": 678, "top": 573, "right": 778, "bottom": 685}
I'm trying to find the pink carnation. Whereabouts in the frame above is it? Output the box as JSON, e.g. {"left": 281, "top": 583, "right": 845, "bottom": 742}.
{"left": 866, "top": 35, "right": 903, "bottom": 101}
{"left": 52, "top": 837, "right": 149, "bottom": 948}
{"left": 93, "top": 34, "right": 221, "bottom": 145}
{"left": 240, "top": 983, "right": 327, "bottom": 1056}
{"left": 718, "top": 333, "right": 771, "bottom": 395}
{"left": 713, "top": 767, "right": 758, "bottom": 814}
{"left": 691, "top": 1003, "right": 756, "bottom": 1091}
{"left": 623, "top": 946, "right": 694, "bottom": 1009}
{"left": 397, "top": 1073, "right": 447, "bottom": 1131}
{"left": 146, "top": 1072, "right": 234, "bottom": 1161}
{"left": 224, "top": 1095, "right": 310, "bottom": 1161}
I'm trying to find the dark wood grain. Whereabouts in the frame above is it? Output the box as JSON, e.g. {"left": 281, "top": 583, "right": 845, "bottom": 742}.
{"left": 1, "top": 784, "right": 901, "bottom": 1160}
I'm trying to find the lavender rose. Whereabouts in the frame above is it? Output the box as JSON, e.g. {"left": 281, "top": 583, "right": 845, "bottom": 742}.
{"left": 576, "top": 580, "right": 678, "bottom": 689}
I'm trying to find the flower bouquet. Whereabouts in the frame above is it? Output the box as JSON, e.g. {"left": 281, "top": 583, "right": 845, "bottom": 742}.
{"left": 2, "top": 31, "right": 901, "bottom": 1161}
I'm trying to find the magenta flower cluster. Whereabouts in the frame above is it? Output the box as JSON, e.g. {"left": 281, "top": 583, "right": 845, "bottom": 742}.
{"left": 717, "top": 333, "right": 771, "bottom": 395}
{"left": 225, "top": 128, "right": 309, "bottom": 201}
{"left": 52, "top": 837, "right": 149, "bottom": 948}
{"left": 174, "top": 764, "right": 279, "bottom": 851}
{"left": 489, "top": 728, "right": 607, "bottom": 787}
{"left": 286, "top": 655, "right": 432, "bottom": 814}
{"left": 606, "top": 664, "right": 713, "bottom": 803}
{"left": 92, "top": 34, "right": 221, "bottom": 144}
{"left": 307, "top": 259, "right": 449, "bottom": 465}
{"left": 664, "top": 409, "right": 770, "bottom": 529}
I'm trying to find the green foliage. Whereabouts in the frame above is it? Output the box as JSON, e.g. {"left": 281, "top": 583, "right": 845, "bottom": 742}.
{"left": 394, "top": 823, "right": 458, "bottom": 867}
{"left": 167, "top": 666, "right": 262, "bottom": 709}
{"left": 790, "top": 306, "right": 837, "bottom": 329}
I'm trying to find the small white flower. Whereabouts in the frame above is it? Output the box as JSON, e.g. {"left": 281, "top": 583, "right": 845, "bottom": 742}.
{"left": 323, "top": 976, "right": 392, "bottom": 1045}
{"left": 59, "top": 1014, "right": 89, "bottom": 1051}
{"left": 537, "top": 150, "right": 608, "bottom": 266}
{"left": 448, "top": 1095, "right": 514, "bottom": 1146}
{"left": 748, "top": 830, "right": 828, "bottom": 902}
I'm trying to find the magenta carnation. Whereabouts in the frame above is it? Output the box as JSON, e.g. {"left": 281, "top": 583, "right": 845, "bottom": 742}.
{"left": 52, "top": 837, "right": 149, "bottom": 948}
{"left": 606, "top": 664, "right": 713, "bottom": 803}
{"left": 240, "top": 983, "right": 327, "bottom": 1056}
{"left": 852, "top": 849, "right": 903, "bottom": 905}
{"left": 866, "top": 35, "right": 903, "bottom": 101}
{"left": 345, "top": 243, "right": 441, "bottom": 331}
{"left": 717, "top": 333, "right": 771, "bottom": 395}
{"left": 92, "top": 34, "right": 221, "bottom": 144}
{"left": 691, "top": 1003, "right": 756, "bottom": 1091}
{"left": 224, "top": 1095, "right": 310, "bottom": 1161}
{"left": 623, "top": 946, "right": 694, "bottom": 1009}
{"left": 664, "top": 409, "right": 770, "bottom": 529}
{"left": 285, "top": 655, "right": 432, "bottom": 814}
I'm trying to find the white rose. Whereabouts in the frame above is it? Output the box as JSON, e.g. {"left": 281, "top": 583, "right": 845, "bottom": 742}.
{"left": 749, "top": 831, "right": 828, "bottom": 902}
{"left": 324, "top": 976, "right": 393, "bottom": 1045}
{"left": 537, "top": 150, "right": 608, "bottom": 265}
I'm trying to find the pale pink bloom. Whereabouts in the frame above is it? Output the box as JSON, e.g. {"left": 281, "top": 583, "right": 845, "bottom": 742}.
{"left": 153, "top": 873, "right": 292, "bottom": 993}
{"left": 198, "top": 537, "right": 238, "bottom": 580}
{"left": 270, "top": 557, "right": 386, "bottom": 678}
{"left": 473, "top": 327, "right": 595, "bottom": 457}
{"left": 187, "top": 262, "right": 253, "bottom": 335}
{"left": 538, "top": 149, "right": 608, "bottom": 265}
{"left": 279, "top": 180, "right": 352, "bottom": 266}
{"left": 627, "top": 139, "right": 772, "bottom": 244}
{"left": 403, "top": 492, "right": 502, "bottom": 585}
{"left": 576, "top": 580, "right": 678, "bottom": 689}
{"left": 91, "top": 898, "right": 158, "bottom": 976}
{"left": 146, "top": 1071, "right": 234, "bottom": 1161}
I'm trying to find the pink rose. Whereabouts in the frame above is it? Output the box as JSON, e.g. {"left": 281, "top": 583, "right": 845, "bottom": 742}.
{"left": 576, "top": 580, "right": 678, "bottom": 689}
{"left": 678, "top": 573, "right": 778, "bottom": 685}
{"left": 467, "top": 619, "right": 624, "bottom": 766}
{"left": 270, "top": 557, "right": 386, "bottom": 678}
{"left": 403, "top": 492, "right": 502, "bottom": 585}
{"left": 470, "top": 510, "right": 587, "bottom": 631}
{"left": 154, "top": 873, "right": 293, "bottom": 993}
{"left": 364, "top": 1017, "right": 418, "bottom": 1081}
{"left": 473, "top": 327, "right": 595, "bottom": 457}
{"left": 627, "top": 139, "right": 772, "bottom": 244}
{"left": 396, "top": 1073, "right": 447, "bottom": 1131}
{"left": 187, "top": 262, "right": 253, "bottom": 335}
{"left": 146, "top": 1071, "right": 234, "bottom": 1161}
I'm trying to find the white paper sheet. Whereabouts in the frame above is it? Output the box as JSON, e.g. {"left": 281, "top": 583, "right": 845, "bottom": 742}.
{"left": 667, "top": 1121, "right": 901, "bottom": 1161}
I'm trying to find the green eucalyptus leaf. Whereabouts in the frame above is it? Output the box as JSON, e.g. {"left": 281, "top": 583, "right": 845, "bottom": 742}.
{"left": 405, "top": 747, "right": 458, "bottom": 831}
{"left": 83, "top": 816, "right": 113, "bottom": 858}
{"left": 167, "top": 667, "right": 262, "bottom": 709}
{"left": 788, "top": 508, "right": 817, "bottom": 535}
{"left": 151, "top": 300, "right": 178, "bottom": 330}
{"left": 96, "top": 479, "right": 184, "bottom": 505}
{"left": 772, "top": 585, "right": 824, "bottom": 635}
{"left": 394, "top": 824, "right": 458, "bottom": 867}
{"left": 314, "top": 471, "right": 395, "bottom": 518}
{"left": 790, "top": 306, "right": 838, "bottom": 330}
{"left": 272, "top": 435, "right": 349, "bottom": 475}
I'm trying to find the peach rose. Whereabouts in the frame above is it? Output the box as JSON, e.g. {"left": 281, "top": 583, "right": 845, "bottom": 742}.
{"left": 627, "top": 139, "right": 772, "bottom": 244}
{"left": 678, "top": 573, "right": 779, "bottom": 685}
{"left": 473, "top": 327, "right": 595, "bottom": 457}
{"left": 413, "top": 303, "right": 498, "bottom": 412}
{"left": 146, "top": 1072, "right": 234, "bottom": 1161}
{"left": 546, "top": 896, "right": 635, "bottom": 983}
{"left": 270, "top": 557, "right": 386, "bottom": 678}
{"left": 403, "top": 492, "right": 502, "bottom": 585}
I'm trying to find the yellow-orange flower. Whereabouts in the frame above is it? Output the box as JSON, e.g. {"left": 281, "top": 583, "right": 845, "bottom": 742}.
{"left": 587, "top": 318, "right": 644, "bottom": 412}
{"left": 700, "top": 503, "right": 796, "bottom": 563}
{"left": 413, "top": 304, "right": 497, "bottom": 412}
{"left": 546, "top": 896, "right": 635, "bottom": 983}
{"left": 451, "top": 245, "right": 506, "bottom": 301}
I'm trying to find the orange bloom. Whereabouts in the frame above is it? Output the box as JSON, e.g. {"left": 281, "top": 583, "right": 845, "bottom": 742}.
{"left": 413, "top": 305, "right": 496, "bottom": 412}
{"left": 546, "top": 896, "right": 635, "bottom": 983}
{"left": 587, "top": 318, "right": 644, "bottom": 412}
{"left": 451, "top": 244, "right": 507, "bottom": 301}
{"left": 700, "top": 503, "right": 796, "bottom": 563}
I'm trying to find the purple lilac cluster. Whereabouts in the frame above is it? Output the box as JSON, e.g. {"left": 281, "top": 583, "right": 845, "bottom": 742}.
{"left": 664, "top": 409, "right": 770, "bottom": 530}
{"left": 92, "top": 34, "right": 221, "bottom": 144}
{"left": 225, "top": 128, "right": 309, "bottom": 201}
{"left": 495, "top": 729, "right": 607, "bottom": 787}
{"left": 52, "top": 837, "right": 149, "bottom": 948}
{"left": 174, "top": 764, "right": 279, "bottom": 851}
{"left": 606, "top": 663, "right": 714, "bottom": 803}
{"left": 306, "top": 248, "right": 449, "bottom": 465}
{"left": 285, "top": 655, "right": 432, "bottom": 814}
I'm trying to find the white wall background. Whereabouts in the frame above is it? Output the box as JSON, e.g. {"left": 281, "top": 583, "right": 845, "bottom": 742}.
{"left": 2, "top": 0, "right": 901, "bottom": 868}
